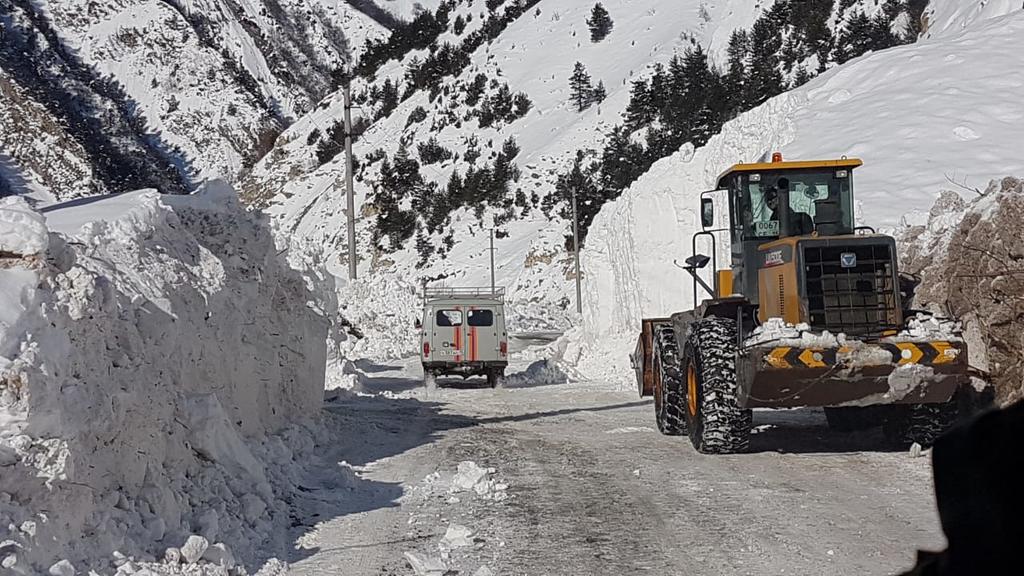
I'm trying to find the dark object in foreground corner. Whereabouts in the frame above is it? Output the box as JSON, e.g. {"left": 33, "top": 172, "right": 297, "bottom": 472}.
{"left": 898, "top": 398, "right": 1024, "bottom": 575}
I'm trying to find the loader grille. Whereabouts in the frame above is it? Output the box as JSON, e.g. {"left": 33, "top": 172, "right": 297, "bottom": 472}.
{"left": 803, "top": 243, "right": 900, "bottom": 336}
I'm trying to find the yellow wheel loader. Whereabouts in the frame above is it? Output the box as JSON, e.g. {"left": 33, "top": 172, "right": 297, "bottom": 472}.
{"left": 630, "top": 154, "right": 985, "bottom": 454}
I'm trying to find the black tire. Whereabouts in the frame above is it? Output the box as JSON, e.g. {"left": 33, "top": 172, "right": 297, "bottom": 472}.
{"left": 682, "top": 316, "right": 752, "bottom": 454}
{"left": 883, "top": 401, "right": 959, "bottom": 449}
{"left": 487, "top": 369, "right": 505, "bottom": 389}
{"left": 824, "top": 407, "right": 878, "bottom": 432}
{"left": 653, "top": 326, "right": 687, "bottom": 435}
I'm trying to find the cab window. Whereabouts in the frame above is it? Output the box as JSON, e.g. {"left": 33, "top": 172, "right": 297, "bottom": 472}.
{"left": 736, "top": 169, "right": 854, "bottom": 238}
{"left": 467, "top": 309, "right": 494, "bottom": 327}
{"left": 436, "top": 310, "right": 463, "bottom": 327}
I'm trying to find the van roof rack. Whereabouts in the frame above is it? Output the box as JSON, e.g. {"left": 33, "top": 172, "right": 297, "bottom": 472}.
{"left": 423, "top": 286, "right": 506, "bottom": 302}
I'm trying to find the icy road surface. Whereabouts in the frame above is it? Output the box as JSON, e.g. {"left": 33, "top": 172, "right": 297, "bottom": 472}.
{"left": 291, "top": 357, "right": 942, "bottom": 575}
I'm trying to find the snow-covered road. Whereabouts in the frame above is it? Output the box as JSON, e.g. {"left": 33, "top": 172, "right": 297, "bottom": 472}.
{"left": 287, "top": 357, "right": 943, "bottom": 575}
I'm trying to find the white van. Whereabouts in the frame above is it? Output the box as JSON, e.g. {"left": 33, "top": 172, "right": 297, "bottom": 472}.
{"left": 420, "top": 287, "right": 508, "bottom": 388}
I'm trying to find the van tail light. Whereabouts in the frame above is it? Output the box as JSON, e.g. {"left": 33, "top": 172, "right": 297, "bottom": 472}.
{"left": 423, "top": 342, "right": 430, "bottom": 357}
{"left": 500, "top": 341, "right": 507, "bottom": 356}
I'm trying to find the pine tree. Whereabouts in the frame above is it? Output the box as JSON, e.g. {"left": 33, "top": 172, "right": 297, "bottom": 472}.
{"left": 415, "top": 229, "right": 435, "bottom": 268}
{"left": 599, "top": 126, "right": 645, "bottom": 191}
{"left": 512, "top": 92, "right": 532, "bottom": 118}
{"left": 569, "top": 62, "right": 594, "bottom": 112}
{"left": 724, "top": 29, "right": 749, "bottom": 116}
{"left": 591, "top": 80, "right": 607, "bottom": 104}
{"left": 793, "top": 65, "right": 813, "bottom": 87}
{"left": 624, "top": 78, "right": 653, "bottom": 129}
{"left": 587, "top": 3, "right": 614, "bottom": 43}
{"left": 745, "top": 14, "right": 786, "bottom": 107}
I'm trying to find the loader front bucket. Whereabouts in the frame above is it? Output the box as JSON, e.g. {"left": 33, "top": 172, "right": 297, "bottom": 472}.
{"left": 735, "top": 339, "right": 970, "bottom": 409}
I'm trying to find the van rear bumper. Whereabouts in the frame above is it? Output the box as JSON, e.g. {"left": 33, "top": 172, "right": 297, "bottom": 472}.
{"left": 423, "top": 361, "right": 507, "bottom": 377}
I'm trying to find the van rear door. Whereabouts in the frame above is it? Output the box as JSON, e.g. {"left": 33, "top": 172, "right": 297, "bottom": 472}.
{"left": 466, "top": 307, "right": 500, "bottom": 362}
{"left": 432, "top": 307, "right": 466, "bottom": 362}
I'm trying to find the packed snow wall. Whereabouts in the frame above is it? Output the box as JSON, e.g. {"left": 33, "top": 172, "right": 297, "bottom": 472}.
{"left": 0, "top": 184, "right": 327, "bottom": 572}
{"left": 568, "top": 10, "right": 1024, "bottom": 384}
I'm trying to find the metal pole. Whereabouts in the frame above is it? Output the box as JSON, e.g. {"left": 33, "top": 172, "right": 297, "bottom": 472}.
{"left": 343, "top": 75, "right": 357, "bottom": 280}
{"left": 489, "top": 228, "right": 496, "bottom": 295}
{"left": 572, "top": 187, "right": 582, "bottom": 314}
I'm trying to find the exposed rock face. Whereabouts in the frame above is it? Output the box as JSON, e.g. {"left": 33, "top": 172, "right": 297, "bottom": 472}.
{"left": 897, "top": 177, "right": 1024, "bottom": 403}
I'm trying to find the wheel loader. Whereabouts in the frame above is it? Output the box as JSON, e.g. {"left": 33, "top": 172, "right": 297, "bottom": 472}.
{"left": 630, "top": 154, "right": 984, "bottom": 454}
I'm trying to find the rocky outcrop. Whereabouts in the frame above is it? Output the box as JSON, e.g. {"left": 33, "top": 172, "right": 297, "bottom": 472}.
{"left": 897, "top": 177, "right": 1024, "bottom": 403}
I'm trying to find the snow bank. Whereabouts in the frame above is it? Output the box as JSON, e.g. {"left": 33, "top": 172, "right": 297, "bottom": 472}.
{"left": 0, "top": 196, "right": 48, "bottom": 256}
{"left": 897, "top": 176, "right": 1024, "bottom": 403}
{"left": 0, "top": 182, "right": 328, "bottom": 573}
{"left": 567, "top": 10, "right": 1024, "bottom": 382}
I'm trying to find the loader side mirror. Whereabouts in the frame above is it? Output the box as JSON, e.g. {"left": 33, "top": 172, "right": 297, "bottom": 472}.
{"left": 701, "top": 198, "right": 714, "bottom": 229}
{"left": 685, "top": 254, "right": 711, "bottom": 269}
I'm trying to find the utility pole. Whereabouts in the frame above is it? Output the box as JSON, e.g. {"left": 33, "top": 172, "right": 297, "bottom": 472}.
{"left": 489, "top": 228, "right": 496, "bottom": 296}
{"left": 342, "top": 71, "right": 357, "bottom": 280}
{"left": 571, "top": 187, "right": 582, "bottom": 314}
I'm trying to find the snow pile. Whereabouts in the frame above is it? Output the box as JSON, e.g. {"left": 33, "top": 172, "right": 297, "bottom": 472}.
{"left": 502, "top": 359, "right": 568, "bottom": 388}
{"left": 0, "top": 182, "right": 330, "bottom": 574}
{"left": 897, "top": 176, "right": 1024, "bottom": 403}
{"left": 337, "top": 272, "right": 421, "bottom": 360}
{"left": 744, "top": 319, "right": 843, "bottom": 348}
{"left": 567, "top": 10, "right": 1024, "bottom": 382}
{"left": 0, "top": 196, "right": 48, "bottom": 256}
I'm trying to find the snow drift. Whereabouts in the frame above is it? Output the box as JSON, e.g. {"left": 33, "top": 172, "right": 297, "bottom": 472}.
{"left": 0, "top": 183, "right": 328, "bottom": 573}
{"left": 569, "top": 9, "right": 1024, "bottom": 383}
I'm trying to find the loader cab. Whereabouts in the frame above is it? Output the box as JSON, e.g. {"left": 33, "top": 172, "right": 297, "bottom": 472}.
{"left": 703, "top": 155, "right": 864, "bottom": 308}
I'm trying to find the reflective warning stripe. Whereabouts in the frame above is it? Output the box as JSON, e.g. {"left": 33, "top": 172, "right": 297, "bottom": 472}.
{"left": 469, "top": 306, "right": 477, "bottom": 361}
{"left": 454, "top": 306, "right": 462, "bottom": 362}
{"left": 766, "top": 347, "right": 792, "bottom": 368}
{"left": 798, "top": 349, "right": 828, "bottom": 368}
{"left": 762, "top": 342, "right": 961, "bottom": 368}
{"left": 931, "top": 341, "right": 958, "bottom": 364}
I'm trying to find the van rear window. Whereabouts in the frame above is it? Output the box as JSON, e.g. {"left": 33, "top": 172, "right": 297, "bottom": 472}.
{"left": 436, "top": 310, "right": 463, "bottom": 326}
{"left": 468, "top": 309, "right": 494, "bottom": 327}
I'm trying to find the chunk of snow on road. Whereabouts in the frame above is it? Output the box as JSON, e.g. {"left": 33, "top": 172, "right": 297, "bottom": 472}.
{"left": 403, "top": 551, "right": 447, "bottom": 576}
{"left": 47, "top": 559, "right": 75, "bottom": 576}
{"left": 450, "top": 461, "right": 490, "bottom": 492}
{"left": 440, "top": 523, "right": 474, "bottom": 549}
{"left": 605, "top": 426, "right": 656, "bottom": 434}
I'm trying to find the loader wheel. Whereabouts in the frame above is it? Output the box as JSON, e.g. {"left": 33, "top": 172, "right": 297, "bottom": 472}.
{"left": 487, "top": 369, "right": 505, "bottom": 389}
{"left": 652, "top": 326, "right": 687, "bottom": 435}
{"left": 682, "top": 316, "right": 752, "bottom": 454}
{"left": 883, "top": 401, "right": 959, "bottom": 449}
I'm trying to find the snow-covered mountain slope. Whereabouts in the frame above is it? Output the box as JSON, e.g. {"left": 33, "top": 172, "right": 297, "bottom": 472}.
{"left": 0, "top": 0, "right": 387, "bottom": 200}
{"left": 247, "top": 0, "right": 789, "bottom": 337}
{"left": 0, "top": 183, "right": 332, "bottom": 573}
{"left": 924, "top": 0, "right": 1022, "bottom": 38}
{"left": 569, "top": 9, "right": 1024, "bottom": 382}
